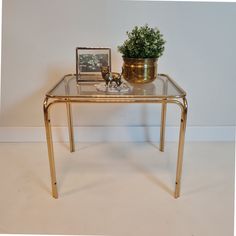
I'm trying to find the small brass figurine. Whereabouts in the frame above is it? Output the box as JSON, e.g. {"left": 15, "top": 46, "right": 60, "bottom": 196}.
{"left": 96, "top": 66, "right": 131, "bottom": 93}
{"left": 101, "top": 66, "right": 122, "bottom": 88}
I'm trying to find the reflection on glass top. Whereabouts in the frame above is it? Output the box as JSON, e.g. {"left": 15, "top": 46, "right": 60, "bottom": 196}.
{"left": 47, "top": 74, "right": 186, "bottom": 98}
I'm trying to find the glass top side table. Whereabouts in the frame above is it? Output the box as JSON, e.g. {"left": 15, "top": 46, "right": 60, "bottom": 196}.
{"left": 43, "top": 74, "right": 188, "bottom": 199}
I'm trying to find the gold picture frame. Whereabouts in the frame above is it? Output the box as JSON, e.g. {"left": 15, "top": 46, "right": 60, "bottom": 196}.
{"left": 76, "top": 47, "right": 111, "bottom": 82}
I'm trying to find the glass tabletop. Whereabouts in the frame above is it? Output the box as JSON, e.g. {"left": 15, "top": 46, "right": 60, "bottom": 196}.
{"left": 46, "top": 74, "right": 186, "bottom": 99}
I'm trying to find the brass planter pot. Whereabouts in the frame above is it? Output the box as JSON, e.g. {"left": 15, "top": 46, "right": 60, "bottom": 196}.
{"left": 122, "top": 57, "right": 157, "bottom": 84}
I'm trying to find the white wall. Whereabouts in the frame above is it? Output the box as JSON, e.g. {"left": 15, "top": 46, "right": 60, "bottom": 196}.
{"left": 1, "top": 0, "right": 236, "bottom": 140}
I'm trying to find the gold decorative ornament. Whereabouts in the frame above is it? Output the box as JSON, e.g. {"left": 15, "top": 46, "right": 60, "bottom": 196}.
{"left": 100, "top": 66, "right": 122, "bottom": 87}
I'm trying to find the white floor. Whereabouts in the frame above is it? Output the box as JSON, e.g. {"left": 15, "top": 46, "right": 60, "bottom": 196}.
{"left": 0, "top": 142, "right": 234, "bottom": 236}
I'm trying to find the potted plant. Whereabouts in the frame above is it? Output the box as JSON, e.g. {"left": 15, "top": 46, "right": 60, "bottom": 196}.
{"left": 118, "top": 24, "right": 165, "bottom": 84}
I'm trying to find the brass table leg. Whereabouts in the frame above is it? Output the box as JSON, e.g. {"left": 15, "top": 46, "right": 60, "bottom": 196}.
{"left": 66, "top": 101, "right": 75, "bottom": 152}
{"left": 160, "top": 100, "right": 167, "bottom": 152}
{"left": 174, "top": 98, "right": 188, "bottom": 198}
{"left": 43, "top": 98, "right": 58, "bottom": 199}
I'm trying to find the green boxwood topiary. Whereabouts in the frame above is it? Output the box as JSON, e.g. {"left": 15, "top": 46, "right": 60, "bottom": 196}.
{"left": 118, "top": 24, "right": 166, "bottom": 59}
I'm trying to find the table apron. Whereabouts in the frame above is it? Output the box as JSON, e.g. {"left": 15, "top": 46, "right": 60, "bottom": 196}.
{"left": 45, "top": 98, "right": 186, "bottom": 112}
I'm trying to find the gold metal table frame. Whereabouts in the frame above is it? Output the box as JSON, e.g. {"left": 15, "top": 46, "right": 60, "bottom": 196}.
{"left": 43, "top": 74, "right": 188, "bottom": 199}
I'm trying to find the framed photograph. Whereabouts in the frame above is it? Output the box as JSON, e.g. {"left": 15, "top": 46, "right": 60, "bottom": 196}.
{"left": 76, "top": 47, "right": 111, "bottom": 82}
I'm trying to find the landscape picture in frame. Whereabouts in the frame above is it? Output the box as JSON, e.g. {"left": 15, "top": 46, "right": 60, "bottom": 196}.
{"left": 77, "top": 47, "right": 111, "bottom": 75}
